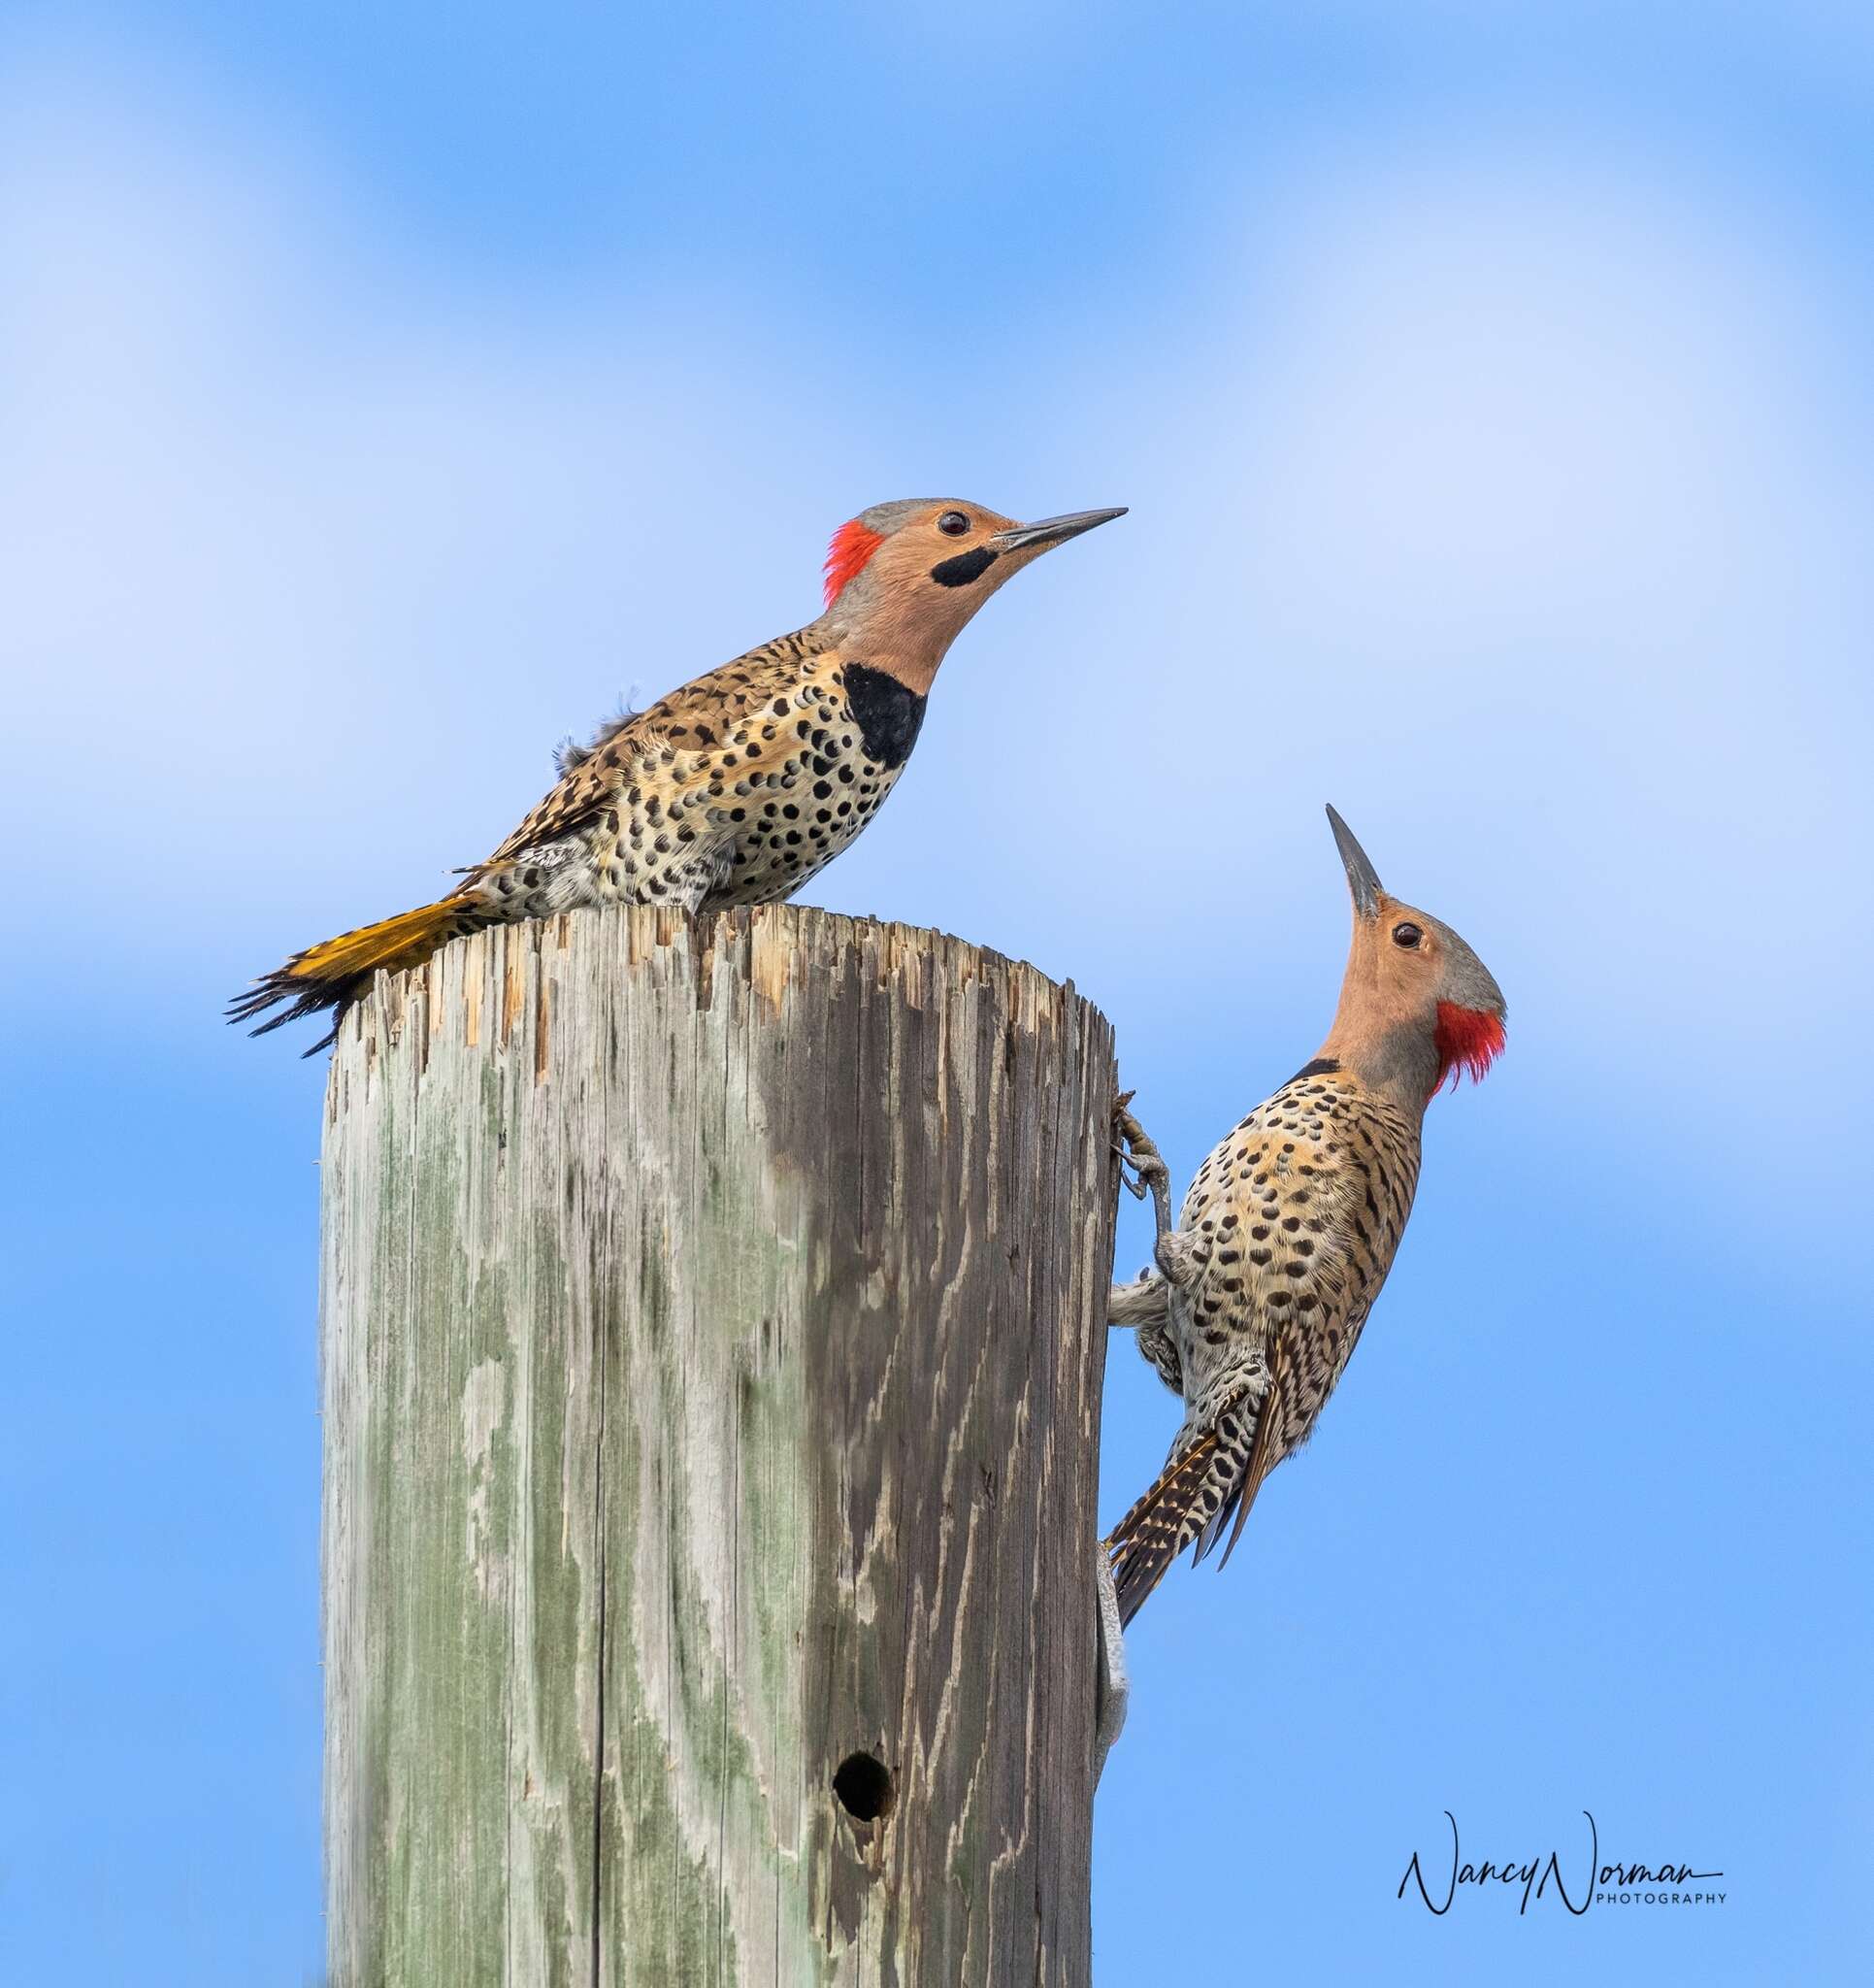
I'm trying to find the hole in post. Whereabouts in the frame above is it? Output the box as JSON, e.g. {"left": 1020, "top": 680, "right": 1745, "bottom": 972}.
{"left": 832, "top": 1751, "right": 895, "bottom": 1823}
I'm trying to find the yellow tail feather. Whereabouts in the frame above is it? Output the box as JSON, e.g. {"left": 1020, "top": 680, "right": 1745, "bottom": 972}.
{"left": 228, "top": 899, "right": 472, "bottom": 1051}
{"left": 285, "top": 902, "right": 461, "bottom": 983}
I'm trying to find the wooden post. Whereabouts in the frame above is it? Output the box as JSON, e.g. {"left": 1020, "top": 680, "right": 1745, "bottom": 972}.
{"left": 319, "top": 904, "right": 1119, "bottom": 1986}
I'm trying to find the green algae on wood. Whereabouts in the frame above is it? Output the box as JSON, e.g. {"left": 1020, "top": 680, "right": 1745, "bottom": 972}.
{"left": 320, "top": 904, "right": 1117, "bottom": 1986}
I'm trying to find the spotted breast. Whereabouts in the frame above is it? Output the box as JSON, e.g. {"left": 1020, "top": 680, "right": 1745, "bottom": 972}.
{"left": 463, "top": 635, "right": 923, "bottom": 919}
{"left": 1159, "top": 1066, "right": 1422, "bottom": 1457}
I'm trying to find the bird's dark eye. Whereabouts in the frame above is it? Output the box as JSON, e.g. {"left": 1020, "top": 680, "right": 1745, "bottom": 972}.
{"left": 937, "top": 510, "right": 970, "bottom": 537}
{"left": 1393, "top": 921, "right": 1423, "bottom": 949}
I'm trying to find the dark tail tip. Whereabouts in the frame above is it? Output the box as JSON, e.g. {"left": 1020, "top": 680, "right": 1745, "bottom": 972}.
{"left": 225, "top": 973, "right": 347, "bottom": 1054}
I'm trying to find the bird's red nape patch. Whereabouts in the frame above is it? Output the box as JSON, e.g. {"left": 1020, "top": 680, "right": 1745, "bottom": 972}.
{"left": 823, "top": 518, "right": 884, "bottom": 607}
{"left": 1431, "top": 1002, "right": 1505, "bottom": 1097}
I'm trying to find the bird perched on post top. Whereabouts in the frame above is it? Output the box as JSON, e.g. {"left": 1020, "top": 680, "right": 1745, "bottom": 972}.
{"left": 1105, "top": 806, "right": 1506, "bottom": 1626}
{"left": 230, "top": 498, "right": 1125, "bottom": 1049}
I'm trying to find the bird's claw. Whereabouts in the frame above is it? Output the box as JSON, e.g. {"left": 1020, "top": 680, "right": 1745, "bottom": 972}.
{"left": 1112, "top": 1091, "right": 1169, "bottom": 1201}
{"left": 1113, "top": 1090, "right": 1175, "bottom": 1246}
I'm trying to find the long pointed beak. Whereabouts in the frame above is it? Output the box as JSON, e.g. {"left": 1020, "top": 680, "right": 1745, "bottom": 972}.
{"left": 989, "top": 506, "right": 1127, "bottom": 553}
{"left": 1326, "top": 804, "right": 1385, "bottom": 919}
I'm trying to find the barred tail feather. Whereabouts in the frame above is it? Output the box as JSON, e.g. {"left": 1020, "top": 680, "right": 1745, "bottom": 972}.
{"left": 1105, "top": 1398, "right": 1258, "bottom": 1626}
{"left": 227, "top": 899, "right": 477, "bottom": 1053}
{"left": 1106, "top": 1432, "right": 1218, "bottom": 1627}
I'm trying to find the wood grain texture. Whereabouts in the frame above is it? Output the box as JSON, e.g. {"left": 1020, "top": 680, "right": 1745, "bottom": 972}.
{"left": 320, "top": 904, "right": 1118, "bottom": 1986}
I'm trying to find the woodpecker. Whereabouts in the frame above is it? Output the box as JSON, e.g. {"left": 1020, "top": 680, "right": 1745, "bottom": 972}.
{"left": 1105, "top": 806, "right": 1506, "bottom": 1626}
{"left": 230, "top": 499, "right": 1125, "bottom": 1048}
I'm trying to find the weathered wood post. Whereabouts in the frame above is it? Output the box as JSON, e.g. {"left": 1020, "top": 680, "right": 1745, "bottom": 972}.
{"left": 319, "top": 903, "right": 1118, "bottom": 1986}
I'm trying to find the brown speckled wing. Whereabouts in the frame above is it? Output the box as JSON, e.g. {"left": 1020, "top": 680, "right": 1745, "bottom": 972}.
{"left": 477, "top": 738, "right": 642, "bottom": 873}
{"left": 475, "top": 632, "right": 824, "bottom": 875}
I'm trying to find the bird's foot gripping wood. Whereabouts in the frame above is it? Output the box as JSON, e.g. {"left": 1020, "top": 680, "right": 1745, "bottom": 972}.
{"left": 1093, "top": 1544, "right": 1130, "bottom": 1785}
{"left": 1112, "top": 1091, "right": 1173, "bottom": 1246}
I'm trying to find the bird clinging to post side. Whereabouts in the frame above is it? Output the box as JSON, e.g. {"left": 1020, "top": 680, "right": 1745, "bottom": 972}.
{"left": 229, "top": 498, "right": 1125, "bottom": 1048}
{"left": 1105, "top": 806, "right": 1506, "bottom": 1627}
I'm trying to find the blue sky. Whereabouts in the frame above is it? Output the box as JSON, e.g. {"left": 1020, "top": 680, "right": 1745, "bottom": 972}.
{"left": 2, "top": 3, "right": 1870, "bottom": 1981}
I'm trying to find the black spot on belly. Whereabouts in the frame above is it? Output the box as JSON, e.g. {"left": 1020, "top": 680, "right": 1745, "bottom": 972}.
{"left": 929, "top": 547, "right": 999, "bottom": 587}
{"left": 841, "top": 664, "right": 927, "bottom": 770}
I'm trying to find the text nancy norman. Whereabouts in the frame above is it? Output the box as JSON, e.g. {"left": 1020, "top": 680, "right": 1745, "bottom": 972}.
{"left": 1397, "top": 1810, "right": 1725, "bottom": 1916}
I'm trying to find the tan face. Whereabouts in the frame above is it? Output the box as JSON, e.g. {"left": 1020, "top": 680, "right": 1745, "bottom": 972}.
{"left": 859, "top": 501, "right": 1025, "bottom": 606}
{"left": 856, "top": 500, "right": 1126, "bottom": 600}
{"left": 823, "top": 498, "right": 1127, "bottom": 690}
{"left": 1343, "top": 894, "right": 1505, "bottom": 1029}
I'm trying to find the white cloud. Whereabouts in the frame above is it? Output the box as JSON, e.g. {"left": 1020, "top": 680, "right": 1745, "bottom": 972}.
{"left": 3, "top": 61, "right": 1866, "bottom": 1189}
{"left": 0, "top": 58, "right": 862, "bottom": 948}
{"left": 996, "top": 144, "right": 1874, "bottom": 1088}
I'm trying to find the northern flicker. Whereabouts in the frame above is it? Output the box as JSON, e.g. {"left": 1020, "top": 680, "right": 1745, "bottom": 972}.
{"left": 1104, "top": 806, "right": 1506, "bottom": 1626}
{"left": 230, "top": 499, "right": 1124, "bottom": 1048}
